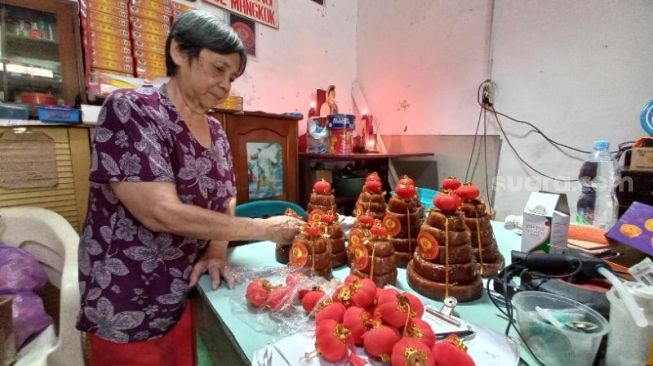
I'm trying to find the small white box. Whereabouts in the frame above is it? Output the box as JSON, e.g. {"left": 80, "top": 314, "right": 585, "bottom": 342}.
{"left": 521, "top": 191, "right": 570, "bottom": 253}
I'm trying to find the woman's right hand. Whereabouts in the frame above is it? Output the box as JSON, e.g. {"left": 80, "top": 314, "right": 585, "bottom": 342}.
{"left": 263, "top": 215, "right": 304, "bottom": 243}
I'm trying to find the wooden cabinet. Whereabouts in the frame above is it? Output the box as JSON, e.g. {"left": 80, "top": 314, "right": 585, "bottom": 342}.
{"left": 0, "top": 0, "right": 85, "bottom": 107}
{"left": 0, "top": 126, "right": 91, "bottom": 231}
{"left": 212, "top": 110, "right": 300, "bottom": 204}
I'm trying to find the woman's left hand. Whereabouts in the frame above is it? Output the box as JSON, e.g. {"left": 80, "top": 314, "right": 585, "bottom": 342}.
{"left": 189, "top": 251, "right": 235, "bottom": 290}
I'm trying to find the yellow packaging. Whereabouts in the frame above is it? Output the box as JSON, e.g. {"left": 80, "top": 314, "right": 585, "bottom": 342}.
{"left": 136, "top": 57, "right": 166, "bottom": 70}
{"left": 172, "top": 1, "right": 196, "bottom": 16}
{"left": 131, "top": 30, "right": 168, "bottom": 45}
{"left": 135, "top": 52, "right": 166, "bottom": 64}
{"left": 136, "top": 68, "right": 167, "bottom": 80}
{"left": 130, "top": 0, "right": 173, "bottom": 16}
{"left": 130, "top": 16, "right": 171, "bottom": 36}
{"left": 90, "top": 42, "right": 132, "bottom": 57}
{"left": 88, "top": 19, "right": 130, "bottom": 39}
{"left": 88, "top": 30, "right": 132, "bottom": 49}
{"left": 91, "top": 50, "right": 133, "bottom": 64}
{"left": 129, "top": 5, "right": 172, "bottom": 23}
{"left": 216, "top": 95, "right": 244, "bottom": 112}
{"left": 87, "top": 10, "right": 129, "bottom": 28}
{"left": 88, "top": 0, "right": 128, "bottom": 9}
{"left": 134, "top": 42, "right": 166, "bottom": 55}
{"left": 133, "top": 47, "right": 165, "bottom": 59}
{"left": 90, "top": 58, "right": 134, "bottom": 75}
{"left": 87, "top": 2, "right": 128, "bottom": 19}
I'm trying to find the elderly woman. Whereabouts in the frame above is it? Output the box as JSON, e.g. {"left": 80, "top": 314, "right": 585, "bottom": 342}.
{"left": 76, "top": 10, "right": 302, "bottom": 366}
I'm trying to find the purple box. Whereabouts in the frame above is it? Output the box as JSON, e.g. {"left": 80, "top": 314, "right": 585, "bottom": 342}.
{"left": 606, "top": 201, "right": 653, "bottom": 256}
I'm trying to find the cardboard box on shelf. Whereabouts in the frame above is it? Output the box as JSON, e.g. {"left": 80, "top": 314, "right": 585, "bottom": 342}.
{"left": 91, "top": 50, "right": 133, "bottom": 65}
{"left": 131, "top": 30, "right": 168, "bottom": 45}
{"left": 521, "top": 191, "right": 570, "bottom": 253}
{"left": 86, "top": 19, "right": 130, "bottom": 39}
{"left": 630, "top": 147, "right": 653, "bottom": 171}
{"left": 130, "top": 16, "right": 171, "bottom": 35}
{"left": 86, "top": 2, "right": 129, "bottom": 18}
{"left": 129, "top": 5, "right": 173, "bottom": 23}
{"left": 89, "top": 42, "right": 132, "bottom": 58}
{"left": 133, "top": 47, "right": 165, "bottom": 59}
{"left": 87, "top": 30, "right": 132, "bottom": 49}
{"left": 133, "top": 42, "right": 166, "bottom": 55}
{"left": 135, "top": 57, "right": 166, "bottom": 70}
{"left": 86, "top": 10, "right": 130, "bottom": 28}
{"left": 131, "top": 0, "right": 174, "bottom": 16}
{"left": 90, "top": 58, "right": 134, "bottom": 75}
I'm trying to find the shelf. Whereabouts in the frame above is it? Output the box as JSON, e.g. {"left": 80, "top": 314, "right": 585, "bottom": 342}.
{"left": 6, "top": 73, "right": 62, "bottom": 89}
{"left": 299, "top": 152, "right": 434, "bottom": 160}
{"left": 5, "top": 34, "right": 60, "bottom": 62}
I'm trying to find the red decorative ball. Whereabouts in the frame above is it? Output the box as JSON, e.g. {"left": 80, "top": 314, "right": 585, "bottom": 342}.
{"left": 370, "top": 221, "right": 388, "bottom": 238}
{"left": 342, "top": 306, "right": 370, "bottom": 346}
{"left": 305, "top": 224, "right": 321, "bottom": 237}
{"left": 405, "top": 318, "right": 436, "bottom": 347}
{"left": 441, "top": 176, "right": 462, "bottom": 191}
{"left": 363, "top": 325, "right": 401, "bottom": 362}
{"left": 365, "top": 179, "right": 383, "bottom": 193}
{"left": 398, "top": 175, "right": 416, "bottom": 187}
{"left": 358, "top": 214, "right": 375, "bottom": 226}
{"left": 332, "top": 284, "right": 354, "bottom": 307}
{"left": 345, "top": 274, "right": 362, "bottom": 285}
{"left": 366, "top": 172, "right": 381, "bottom": 182}
{"left": 265, "top": 286, "right": 292, "bottom": 311}
{"left": 395, "top": 183, "right": 417, "bottom": 199}
{"left": 376, "top": 287, "right": 399, "bottom": 305}
{"left": 314, "top": 179, "right": 332, "bottom": 194}
{"left": 315, "top": 301, "right": 347, "bottom": 325}
{"left": 350, "top": 278, "right": 377, "bottom": 309}
{"left": 391, "top": 337, "right": 435, "bottom": 366}
{"left": 402, "top": 292, "right": 424, "bottom": 318}
{"left": 246, "top": 279, "right": 271, "bottom": 308}
{"left": 431, "top": 340, "right": 475, "bottom": 366}
{"left": 378, "top": 295, "right": 416, "bottom": 329}
{"left": 316, "top": 320, "right": 352, "bottom": 362}
{"left": 434, "top": 191, "right": 462, "bottom": 213}
{"left": 455, "top": 182, "right": 480, "bottom": 201}
{"left": 302, "top": 290, "right": 326, "bottom": 313}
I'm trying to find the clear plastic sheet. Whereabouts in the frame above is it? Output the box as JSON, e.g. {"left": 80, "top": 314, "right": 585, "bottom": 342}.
{"left": 228, "top": 266, "right": 341, "bottom": 340}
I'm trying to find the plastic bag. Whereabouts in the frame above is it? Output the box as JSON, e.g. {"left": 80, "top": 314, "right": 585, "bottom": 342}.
{"left": 0, "top": 245, "right": 48, "bottom": 292}
{"left": 228, "top": 266, "right": 340, "bottom": 340}
{"left": 0, "top": 245, "right": 53, "bottom": 349}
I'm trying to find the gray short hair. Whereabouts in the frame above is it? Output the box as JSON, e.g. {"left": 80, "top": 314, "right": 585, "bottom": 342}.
{"left": 165, "top": 10, "right": 247, "bottom": 77}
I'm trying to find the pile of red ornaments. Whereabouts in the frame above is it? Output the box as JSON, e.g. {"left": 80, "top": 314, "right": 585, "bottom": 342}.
{"left": 245, "top": 272, "right": 308, "bottom": 312}
{"left": 308, "top": 274, "right": 476, "bottom": 366}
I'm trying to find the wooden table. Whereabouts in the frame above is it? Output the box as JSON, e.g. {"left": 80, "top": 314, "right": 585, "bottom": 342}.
{"left": 193, "top": 222, "right": 534, "bottom": 366}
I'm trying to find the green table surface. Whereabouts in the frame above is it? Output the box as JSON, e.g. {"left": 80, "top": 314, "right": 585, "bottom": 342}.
{"left": 197, "top": 221, "right": 534, "bottom": 364}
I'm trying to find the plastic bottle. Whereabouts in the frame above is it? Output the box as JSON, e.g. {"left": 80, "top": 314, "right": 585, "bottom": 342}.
{"left": 576, "top": 140, "right": 619, "bottom": 229}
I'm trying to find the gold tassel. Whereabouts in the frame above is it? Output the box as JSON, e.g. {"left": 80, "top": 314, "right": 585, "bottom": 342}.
{"left": 369, "top": 241, "right": 377, "bottom": 282}
{"left": 475, "top": 216, "right": 484, "bottom": 275}
{"left": 445, "top": 217, "right": 450, "bottom": 298}
{"left": 406, "top": 207, "right": 412, "bottom": 259}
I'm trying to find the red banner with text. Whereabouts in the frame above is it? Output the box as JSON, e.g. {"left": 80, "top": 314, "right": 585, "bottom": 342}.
{"left": 203, "top": 0, "right": 279, "bottom": 29}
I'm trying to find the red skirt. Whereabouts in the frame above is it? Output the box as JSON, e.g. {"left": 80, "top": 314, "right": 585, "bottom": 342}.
{"left": 88, "top": 301, "right": 195, "bottom": 366}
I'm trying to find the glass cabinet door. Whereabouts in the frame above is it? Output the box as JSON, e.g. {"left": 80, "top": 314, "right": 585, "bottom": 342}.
{"left": 1, "top": 4, "right": 62, "bottom": 106}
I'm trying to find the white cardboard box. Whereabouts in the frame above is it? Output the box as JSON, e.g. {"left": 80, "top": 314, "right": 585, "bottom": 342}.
{"left": 521, "top": 191, "right": 570, "bottom": 253}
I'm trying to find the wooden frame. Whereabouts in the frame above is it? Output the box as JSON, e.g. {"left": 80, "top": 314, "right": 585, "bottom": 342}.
{"left": 0, "top": 0, "right": 86, "bottom": 106}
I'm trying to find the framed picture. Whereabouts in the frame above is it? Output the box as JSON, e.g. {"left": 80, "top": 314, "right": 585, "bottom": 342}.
{"left": 229, "top": 13, "right": 256, "bottom": 58}
{"left": 246, "top": 142, "right": 284, "bottom": 199}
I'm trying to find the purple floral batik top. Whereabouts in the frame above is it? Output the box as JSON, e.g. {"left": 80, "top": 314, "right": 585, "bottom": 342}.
{"left": 76, "top": 85, "right": 236, "bottom": 343}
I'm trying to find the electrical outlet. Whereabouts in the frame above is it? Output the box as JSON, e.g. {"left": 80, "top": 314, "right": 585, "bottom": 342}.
{"left": 482, "top": 80, "right": 494, "bottom": 106}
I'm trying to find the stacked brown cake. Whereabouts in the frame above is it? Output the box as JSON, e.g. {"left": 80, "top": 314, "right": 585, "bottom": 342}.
{"left": 407, "top": 187, "right": 483, "bottom": 302}
{"left": 288, "top": 223, "right": 332, "bottom": 279}
{"left": 385, "top": 176, "right": 424, "bottom": 268}
{"left": 310, "top": 209, "right": 347, "bottom": 268}
{"left": 307, "top": 179, "right": 336, "bottom": 213}
{"left": 348, "top": 221, "right": 397, "bottom": 288}
{"left": 275, "top": 208, "right": 303, "bottom": 264}
{"left": 354, "top": 172, "right": 386, "bottom": 221}
{"left": 457, "top": 182, "right": 504, "bottom": 277}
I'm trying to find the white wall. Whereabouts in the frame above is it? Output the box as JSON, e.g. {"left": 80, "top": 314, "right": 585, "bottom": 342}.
{"left": 491, "top": 0, "right": 653, "bottom": 219}
{"left": 356, "top": 0, "right": 494, "bottom": 135}
{"left": 181, "top": 0, "right": 358, "bottom": 133}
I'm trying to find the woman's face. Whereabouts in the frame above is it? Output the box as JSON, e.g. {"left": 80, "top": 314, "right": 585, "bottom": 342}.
{"left": 177, "top": 47, "right": 241, "bottom": 111}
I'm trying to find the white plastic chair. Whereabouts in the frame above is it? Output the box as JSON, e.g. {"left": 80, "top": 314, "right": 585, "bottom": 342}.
{"left": 0, "top": 206, "right": 83, "bottom": 366}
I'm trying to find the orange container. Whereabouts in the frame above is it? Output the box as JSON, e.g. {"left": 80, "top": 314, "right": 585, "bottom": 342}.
{"left": 87, "top": 19, "right": 130, "bottom": 39}
{"left": 131, "top": 30, "right": 168, "bottom": 45}
{"left": 134, "top": 42, "right": 166, "bottom": 55}
{"left": 130, "top": 0, "right": 173, "bottom": 15}
{"left": 87, "top": 2, "right": 128, "bottom": 18}
{"left": 129, "top": 5, "right": 172, "bottom": 23}
{"left": 87, "top": 10, "right": 129, "bottom": 28}
{"left": 329, "top": 129, "right": 354, "bottom": 154}
{"left": 90, "top": 57, "right": 134, "bottom": 75}
{"left": 135, "top": 57, "right": 166, "bottom": 70}
{"left": 130, "top": 16, "right": 171, "bottom": 35}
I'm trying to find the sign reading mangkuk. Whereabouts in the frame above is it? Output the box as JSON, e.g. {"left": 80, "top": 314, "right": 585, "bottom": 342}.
{"left": 203, "top": 0, "right": 279, "bottom": 29}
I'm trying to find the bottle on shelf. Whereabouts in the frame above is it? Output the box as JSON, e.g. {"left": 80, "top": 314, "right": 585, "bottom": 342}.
{"left": 576, "top": 140, "right": 620, "bottom": 229}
